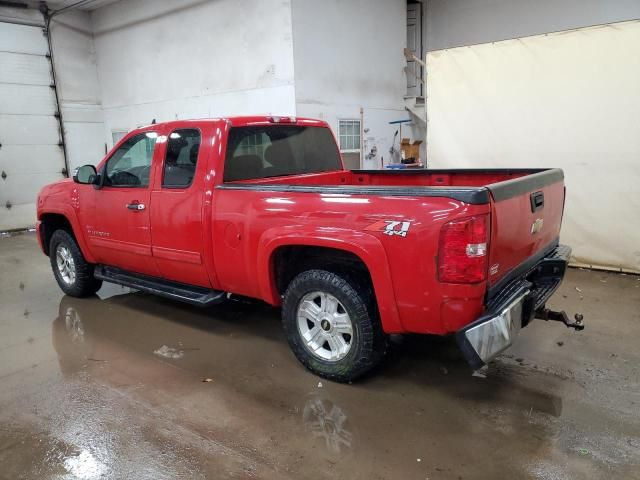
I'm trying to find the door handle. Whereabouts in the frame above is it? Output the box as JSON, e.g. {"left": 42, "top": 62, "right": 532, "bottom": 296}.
{"left": 126, "top": 202, "right": 145, "bottom": 211}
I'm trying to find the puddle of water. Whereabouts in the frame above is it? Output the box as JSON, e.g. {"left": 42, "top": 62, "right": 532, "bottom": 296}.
{"left": 63, "top": 449, "right": 108, "bottom": 479}
{"left": 2, "top": 232, "right": 640, "bottom": 479}
{"left": 154, "top": 345, "right": 185, "bottom": 359}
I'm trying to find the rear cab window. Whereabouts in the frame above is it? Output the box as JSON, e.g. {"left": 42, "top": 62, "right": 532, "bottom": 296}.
{"left": 223, "top": 126, "right": 342, "bottom": 182}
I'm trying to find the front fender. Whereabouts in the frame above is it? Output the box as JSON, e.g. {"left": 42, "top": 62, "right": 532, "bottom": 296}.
{"left": 38, "top": 186, "right": 96, "bottom": 264}
{"left": 256, "top": 226, "right": 403, "bottom": 333}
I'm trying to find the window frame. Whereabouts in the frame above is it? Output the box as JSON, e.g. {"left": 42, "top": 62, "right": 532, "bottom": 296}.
{"left": 161, "top": 127, "right": 202, "bottom": 190}
{"left": 338, "top": 119, "right": 361, "bottom": 153}
{"left": 101, "top": 131, "right": 158, "bottom": 189}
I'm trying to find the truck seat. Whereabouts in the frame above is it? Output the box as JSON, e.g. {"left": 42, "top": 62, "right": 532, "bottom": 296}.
{"left": 224, "top": 154, "right": 263, "bottom": 181}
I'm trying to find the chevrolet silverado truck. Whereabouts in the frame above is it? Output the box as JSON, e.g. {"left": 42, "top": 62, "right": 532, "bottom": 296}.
{"left": 36, "top": 116, "right": 583, "bottom": 382}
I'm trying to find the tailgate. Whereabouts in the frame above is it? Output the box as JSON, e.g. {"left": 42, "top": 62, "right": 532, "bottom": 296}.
{"left": 486, "top": 169, "right": 565, "bottom": 287}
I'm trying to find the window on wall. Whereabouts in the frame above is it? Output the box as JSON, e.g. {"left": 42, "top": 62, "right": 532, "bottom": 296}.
{"left": 112, "top": 131, "right": 127, "bottom": 146}
{"left": 338, "top": 119, "right": 361, "bottom": 152}
{"left": 236, "top": 132, "right": 270, "bottom": 160}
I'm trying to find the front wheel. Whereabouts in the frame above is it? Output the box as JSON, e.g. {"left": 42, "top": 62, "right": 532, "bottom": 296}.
{"left": 282, "top": 270, "right": 387, "bottom": 382}
{"left": 49, "top": 229, "right": 102, "bottom": 297}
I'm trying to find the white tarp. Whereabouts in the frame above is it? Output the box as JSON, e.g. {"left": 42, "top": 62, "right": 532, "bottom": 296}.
{"left": 427, "top": 20, "right": 640, "bottom": 273}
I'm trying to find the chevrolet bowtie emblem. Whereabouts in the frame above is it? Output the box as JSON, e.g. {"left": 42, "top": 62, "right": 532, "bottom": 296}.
{"left": 531, "top": 218, "right": 544, "bottom": 234}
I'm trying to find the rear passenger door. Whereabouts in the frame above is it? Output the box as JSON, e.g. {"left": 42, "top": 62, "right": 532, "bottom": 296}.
{"left": 149, "top": 127, "right": 211, "bottom": 287}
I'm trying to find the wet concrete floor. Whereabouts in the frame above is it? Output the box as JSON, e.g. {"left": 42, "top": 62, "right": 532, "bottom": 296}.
{"left": 0, "top": 232, "right": 639, "bottom": 479}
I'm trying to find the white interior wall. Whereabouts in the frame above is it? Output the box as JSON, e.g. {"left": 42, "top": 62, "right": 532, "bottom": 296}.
{"left": 50, "top": 10, "right": 106, "bottom": 172}
{"left": 291, "top": 0, "right": 411, "bottom": 169}
{"left": 426, "top": 21, "right": 640, "bottom": 273}
{"left": 90, "top": 0, "right": 297, "bottom": 149}
{"left": 424, "top": 0, "right": 640, "bottom": 51}
{"left": 0, "top": 5, "right": 42, "bottom": 25}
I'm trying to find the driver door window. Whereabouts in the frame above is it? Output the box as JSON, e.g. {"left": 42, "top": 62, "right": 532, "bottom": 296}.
{"left": 104, "top": 132, "right": 157, "bottom": 187}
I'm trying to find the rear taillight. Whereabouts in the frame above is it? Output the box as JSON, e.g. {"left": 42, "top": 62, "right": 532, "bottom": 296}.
{"left": 438, "top": 214, "right": 489, "bottom": 283}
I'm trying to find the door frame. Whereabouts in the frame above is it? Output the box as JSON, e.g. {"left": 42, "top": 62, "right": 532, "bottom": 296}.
{"left": 406, "top": 1, "right": 424, "bottom": 97}
{"left": 83, "top": 125, "right": 163, "bottom": 276}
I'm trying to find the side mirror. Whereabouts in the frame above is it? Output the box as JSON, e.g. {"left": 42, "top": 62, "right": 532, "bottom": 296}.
{"left": 73, "top": 165, "right": 98, "bottom": 185}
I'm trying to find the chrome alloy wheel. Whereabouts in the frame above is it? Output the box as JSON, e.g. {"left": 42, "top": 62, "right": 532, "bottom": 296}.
{"left": 56, "top": 244, "right": 76, "bottom": 286}
{"left": 296, "top": 291, "right": 354, "bottom": 362}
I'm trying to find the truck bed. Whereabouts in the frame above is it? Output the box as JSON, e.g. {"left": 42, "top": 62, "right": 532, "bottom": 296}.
{"left": 220, "top": 167, "right": 565, "bottom": 292}
{"left": 221, "top": 168, "right": 562, "bottom": 205}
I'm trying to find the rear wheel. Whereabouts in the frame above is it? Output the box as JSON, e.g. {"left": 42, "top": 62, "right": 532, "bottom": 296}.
{"left": 282, "top": 269, "right": 387, "bottom": 382}
{"left": 49, "top": 230, "right": 102, "bottom": 297}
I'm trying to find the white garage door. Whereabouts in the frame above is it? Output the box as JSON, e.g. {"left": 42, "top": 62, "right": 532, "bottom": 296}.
{"left": 0, "top": 21, "right": 66, "bottom": 231}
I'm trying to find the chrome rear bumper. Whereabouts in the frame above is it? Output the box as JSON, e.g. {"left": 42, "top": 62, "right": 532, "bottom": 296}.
{"left": 456, "top": 244, "right": 582, "bottom": 370}
{"left": 457, "top": 287, "right": 529, "bottom": 369}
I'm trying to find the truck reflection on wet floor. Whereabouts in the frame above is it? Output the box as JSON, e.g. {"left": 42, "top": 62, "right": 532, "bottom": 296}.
{"left": 303, "top": 395, "right": 353, "bottom": 454}
{"left": 52, "top": 288, "right": 564, "bottom": 430}
{"left": 56, "top": 292, "right": 357, "bottom": 454}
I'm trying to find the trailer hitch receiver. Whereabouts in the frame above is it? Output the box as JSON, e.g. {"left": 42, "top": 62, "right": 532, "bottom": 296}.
{"left": 535, "top": 308, "right": 585, "bottom": 331}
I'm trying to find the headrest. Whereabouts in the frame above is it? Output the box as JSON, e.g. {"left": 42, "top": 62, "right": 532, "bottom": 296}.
{"left": 189, "top": 143, "right": 199, "bottom": 165}
{"left": 264, "top": 143, "right": 295, "bottom": 170}
{"left": 224, "top": 154, "right": 263, "bottom": 181}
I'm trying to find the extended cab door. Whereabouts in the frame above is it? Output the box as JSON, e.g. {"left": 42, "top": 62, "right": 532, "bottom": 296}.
{"left": 85, "top": 129, "right": 161, "bottom": 277}
{"left": 149, "top": 126, "right": 211, "bottom": 287}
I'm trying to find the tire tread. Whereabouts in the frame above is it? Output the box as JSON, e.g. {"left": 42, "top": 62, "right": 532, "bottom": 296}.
{"left": 49, "top": 229, "right": 102, "bottom": 297}
{"left": 282, "top": 269, "right": 387, "bottom": 382}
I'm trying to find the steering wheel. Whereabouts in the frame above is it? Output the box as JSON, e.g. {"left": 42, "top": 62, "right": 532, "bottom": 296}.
{"left": 110, "top": 170, "right": 140, "bottom": 186}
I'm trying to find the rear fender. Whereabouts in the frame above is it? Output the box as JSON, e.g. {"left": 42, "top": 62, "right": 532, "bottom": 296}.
{"left": 256, "top": 227, "right": 402, "bottom": 333}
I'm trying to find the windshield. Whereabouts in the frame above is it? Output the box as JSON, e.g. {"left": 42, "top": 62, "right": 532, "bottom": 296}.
{"left": 223, "top": 125, "right": 342, "bottom": 182}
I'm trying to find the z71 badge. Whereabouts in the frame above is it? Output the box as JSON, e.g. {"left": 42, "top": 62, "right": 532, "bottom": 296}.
{"left": 365, "top": 220, "right": 412, "bottom": 237}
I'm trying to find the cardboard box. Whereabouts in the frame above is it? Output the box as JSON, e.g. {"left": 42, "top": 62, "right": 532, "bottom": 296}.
{"left": 400, "top": 138, "right": 423, "bottom": 162}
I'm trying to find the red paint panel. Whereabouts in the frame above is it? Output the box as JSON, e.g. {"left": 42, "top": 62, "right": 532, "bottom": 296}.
{"left": 488, "top": 182, "right": 565, "bottom": 285}
{"left": 213, "top": 184, "right": 490, "bottom": 334}
{"left": 152, "top": 246, "right": 202, "bottom": 265}
{"left": 147, "top": 124, "right": 213, "bottom": 288}
{"left": 88, "top": 237, "right": 153, "bottom": 257}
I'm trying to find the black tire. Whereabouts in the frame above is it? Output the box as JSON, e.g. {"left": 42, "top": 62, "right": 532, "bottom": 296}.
{"left": 49, "top": 229, "right": 102, "bottom": 297}
{"left": 282, "top": 269, "right": 387, "bottom": 382}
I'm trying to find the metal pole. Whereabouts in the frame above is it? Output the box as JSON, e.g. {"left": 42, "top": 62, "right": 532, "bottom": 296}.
{"left": 40, "top": 2, "right": 70, "bottom": 177}
{"left": 37, "top": 0, "right": 98, "bottom": 177}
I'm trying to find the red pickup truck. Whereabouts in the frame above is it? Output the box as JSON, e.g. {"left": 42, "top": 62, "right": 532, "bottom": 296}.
{"left": 36, "top": 116, "right": 583, "bottom": 381}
